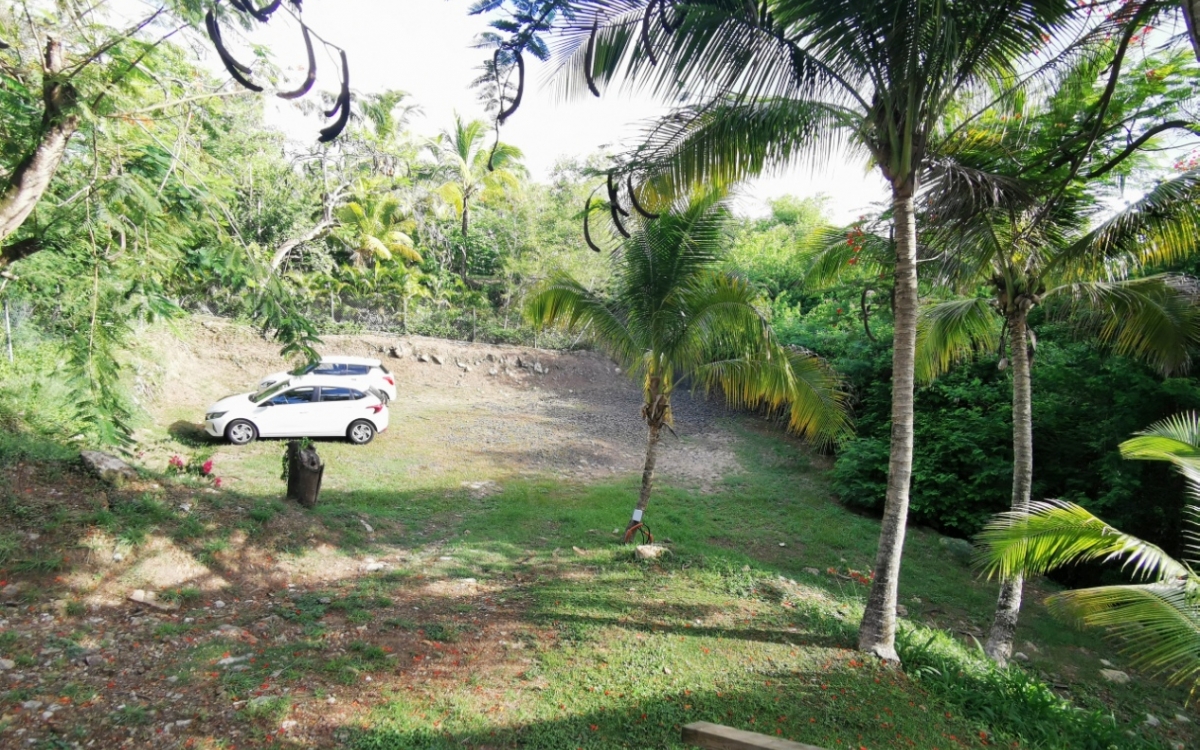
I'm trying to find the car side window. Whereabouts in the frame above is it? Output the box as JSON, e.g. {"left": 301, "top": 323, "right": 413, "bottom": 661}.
{"left": 348, "top": 364, "right": 370, "bottom": 375}
{"left": 320, "top": 387, "right": 357, "bottom": 402}
{"left": 268, "top": 387, "right": 316, "bottom": 405}
{"left": 313, "top": 363, "right": 339, "bottom": 376}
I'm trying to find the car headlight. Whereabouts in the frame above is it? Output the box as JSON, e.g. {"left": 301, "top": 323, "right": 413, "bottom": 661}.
{"left": 205, "top": 411, "right": 227, "bottom": 421}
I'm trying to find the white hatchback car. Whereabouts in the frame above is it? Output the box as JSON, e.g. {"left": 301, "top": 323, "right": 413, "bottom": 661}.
{"left": 258, "top": 356, "right": 397, "bottom": 402}
{"left": 204, "top": 380, "right": 389, "bottom": 445}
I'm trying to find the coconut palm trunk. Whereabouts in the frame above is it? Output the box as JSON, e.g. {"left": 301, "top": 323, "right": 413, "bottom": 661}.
{"left": 985, "top": 303, "right": 1034, "bottom": 662}
{"left": 858, "top": 182, "right": 919, "bottom": 662}
{"left": 629, "top": 374, "right": 669, "bottom": 530}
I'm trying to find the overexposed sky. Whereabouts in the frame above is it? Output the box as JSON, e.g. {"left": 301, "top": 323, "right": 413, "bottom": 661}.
{"left": 239, "top": 0, "right": 888, "bottom": 222}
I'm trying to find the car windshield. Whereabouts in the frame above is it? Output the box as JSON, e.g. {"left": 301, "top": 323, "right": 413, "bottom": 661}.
{"left": 250, "top": 381, "right": 290, "bottom": 404}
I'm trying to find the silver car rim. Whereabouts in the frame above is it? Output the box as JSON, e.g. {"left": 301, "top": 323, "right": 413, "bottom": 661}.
{"left": 229, "top": 423, "right": 254, "bottom": 444}
{"left": 351, "top": 423, "right": 373, "bottom": 443}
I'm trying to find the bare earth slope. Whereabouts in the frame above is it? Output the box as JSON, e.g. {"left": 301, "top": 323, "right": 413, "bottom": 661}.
{"left": 135, "top": 317, "right": 742, "bottom": 492}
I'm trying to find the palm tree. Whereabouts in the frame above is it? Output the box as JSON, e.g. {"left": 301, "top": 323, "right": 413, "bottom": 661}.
{"left": 553, "top": 0, "right": 1075, "bottom": 660}
{"left": 332, "top": 188, "right": 421, "bottom": 268}
{"left": 526, "top": 195, "right": 850, "bottom": 534}
{"left": 428, "top": 115, "right": 524, "bottom": 281}
{"left": 914, "top": 49, "right": 1200, "bottom": 662}
{"left": 976, "top": 412, "right": 1200, "bottom": 691}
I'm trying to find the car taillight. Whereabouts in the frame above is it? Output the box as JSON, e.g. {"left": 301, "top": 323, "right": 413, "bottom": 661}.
{"left": 383, "top": 375, "right": 394, "bottom": 386}
{"left": 368, "top": 404, "right": 384, "bottom": 414}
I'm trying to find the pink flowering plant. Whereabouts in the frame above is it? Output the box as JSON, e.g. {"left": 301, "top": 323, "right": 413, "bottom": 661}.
{"left": 165, "top": 454, "right": 221, "bottom": 486}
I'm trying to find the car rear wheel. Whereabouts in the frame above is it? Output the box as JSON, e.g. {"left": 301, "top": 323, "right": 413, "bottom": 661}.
{"left": 348, "top": 420, "right": 376, "bottom": 445}
{"left": 226, "top": 420, "right": 258, "bottom": 446}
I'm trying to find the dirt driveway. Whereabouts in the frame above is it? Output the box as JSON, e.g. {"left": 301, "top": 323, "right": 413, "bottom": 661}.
{"left": 136, "top": 319, "right": 743, "bottom": 494}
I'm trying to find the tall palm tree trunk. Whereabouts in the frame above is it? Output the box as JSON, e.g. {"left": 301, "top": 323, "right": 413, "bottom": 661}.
{"left": 985, "top": 306, "right": 1033, "bottom": 663}
{"left": 859, "top": 182, "right": 919, "bottom": 662}
{"left": 630, "top": 423, "right": 663, "bottom": 530}
{"left": 458, "top": 202, "right": 471, "bottom": 283}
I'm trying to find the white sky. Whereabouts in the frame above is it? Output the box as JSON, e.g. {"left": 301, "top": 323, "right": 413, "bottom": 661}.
{"left": 248, "top": 0, "right": 889, "bottom": 222}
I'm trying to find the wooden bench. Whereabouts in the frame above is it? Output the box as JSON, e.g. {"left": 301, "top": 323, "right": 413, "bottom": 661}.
{"left": 682, "top": 721, "right": 829, "bottom": 750}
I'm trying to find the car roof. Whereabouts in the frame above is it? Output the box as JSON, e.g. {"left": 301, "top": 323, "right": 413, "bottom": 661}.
{"left": 317, "top": 355, "right": 382, "bottom": 367}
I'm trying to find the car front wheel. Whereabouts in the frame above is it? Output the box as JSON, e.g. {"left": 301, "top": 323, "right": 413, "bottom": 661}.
{"left": 226, "top": 420, "right": 258, "bottom": 446}
{"left": 347, "top": 420, "right": 376, "bottom": 445}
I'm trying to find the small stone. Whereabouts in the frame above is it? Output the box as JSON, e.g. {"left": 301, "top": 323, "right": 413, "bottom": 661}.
{"left": 21, "top": 701, "right": 42, "bottom": 710}
{"left": 895, "top": 605, "right": 909, "bottom": 618}
{"left": 1145, "top": 714, "right": 1161, "bottom": 728}
{"left": 217, "top": 655, "right": 251, "bottom": 667}
{"left": 326, "top": 696, "right": 336, "bottom": 704}
{"left": 364, "top": 562, "right": 387, "bottom": 572}
{"left": 319, "top": 597, "right": 332, "bottom": 605}
{"left": 0, "top": 658, "right": 15, "bottom": 670}
{"left": 1100, "top": 669, "right": 1130, "bottom": 684}
{"left": 662, "top": 666, "right": 671, "bottom": 675}
{"left": 430, "top": 354, "right": 443, "bottom": 365}
{"left": 84, "top": 654, "right": 105, "bottom": 667}
{"left": 112, "top": 552, "right": 123, "bottom": 562}
{"left": 418, "top": 354, "right": 430, "bottom": 363}
{"left": 359, "top": 519, "right": 375, "bottom": 534}
{"left": 488, "top": 368, "right": 498, "bottom": 376}
{"left": 80, "top": 450, "right": 138, "bottom": 486}
{"left": 1022, "top": 640, "right": 1041, "bottom": 654}
{"left": 1100, "top": 658, "right": 1113, "bottom": 667}
{"left": 778, "top": 542, "right": 786, "bottom": 547}
{"left": 1175, "top": 714, "right": 1191, "bottom": 724}
{"left": 176, "top": 719, "right": 191, "bottom": 728}
{"left": 213, "top": 600, "right": 226, "bottom": 609}
{"left": 741, "top": 565, "right": 751, "bottom": 572}
{"left": 572, "top": 546, "right": 587, "bottom": 556}
{"left": 1012, "top": 652, "right": 1030, "bottom": 662}
{"left": 635, "top": 545, "right": 668, "bottom": 560}
{"left": 280, "top": 720, "right": 297, "bottom": 731}
{"left": 803, "top": 567, "right": 820, "bottom": 576}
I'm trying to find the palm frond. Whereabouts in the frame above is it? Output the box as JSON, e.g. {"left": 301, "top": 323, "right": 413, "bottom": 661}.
{"left": 1045, "top": 581, "right": 1200, "bottom": 687}
{"left": 1051, "top": 275, "right": 1200, "bottom": 377}
{"left": 915, "top": 298, "right": 1001, "bottom": 383}
{"left": 975, "top": 499, "right": 1190, "bottom": 582}
{"left": 524, "top": 273, "right": 641, "bottom": 368}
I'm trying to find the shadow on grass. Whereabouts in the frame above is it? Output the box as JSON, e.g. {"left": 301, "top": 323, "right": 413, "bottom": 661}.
{"left": 168, "top": 419, "right": 214, "bottom": 447}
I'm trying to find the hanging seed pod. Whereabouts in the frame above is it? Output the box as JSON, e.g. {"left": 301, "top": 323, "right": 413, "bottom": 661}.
{"left": 583, "top": 195, "right": 604, "bottom": 253}
{"left": 641, "top": 0, "right": 659, "bottom": 66}
{"left": 205, "top": 10, "right": 263, "bottom": 92}
{"left": 585, "top": 19, "right": 601, "bottom": 97}
{"left": 607, "top": 172, "right": 630, "bottom": 217}
{"left": 997, "top": 357, "right": 1009, "bottom": 371}
{"left": 497, "top": 49, "right": 525, "bottom": 124}
{"left": 659, "top": 0, "right": 682, "bottom": 33}
{"left": 610, "top": 199, "right": 631, "bottom": 239}
{"left": 229, "top": 0, "right": 283, "bottom": 23}
{"left": 627, "top": 175, "right": 660, "bottom": 219}
{"left": 318, "top": 50, "right": 351, "bottom": 142}
{"left": 277, "top": 23, "right": 317, "bottom": 99}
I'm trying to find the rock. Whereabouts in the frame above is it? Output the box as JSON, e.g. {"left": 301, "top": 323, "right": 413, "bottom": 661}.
{"left": 486, "top": 354, "right": 496, "bottom": 362}
{"left": 1175, "top": 714, "right": 1191, "bottom": 724}
{"left": 515, "top": 356, "right": 524, "bottom": 368}
{"left": 1, "top": 582, "right": 23, "bottom": 601}
{"left": 662, "top": 666, "right": 672, "bottom": 675}
{"left": 217, "top": 655, "right": 251, "bottom": 667}
{"left": 1100, "top": 658, "right": 1113, "bottom": 667}
{"left": 128, "top": 590, "right": 178, "bottom": 612}
{"left": 803, "top": 567, "right": 821, "bottom": 576}
{"left": 572, "top": 546, "right": 587, "bottom": 556}
{"left": 635, "top": 544, "right": 668, "bottom": 560}
{"left": 488, "top": 367, "right": 498, "bottom": 376}
{"left": 359, "top": 519, "right": 375, "bottom": 534}
{"left": 778, "top": 542, "right": 786, "bottom": 547}
{"left": 741, "top": 565, "right": 751, "bottom": 572}
{"left": 0, "top": 658, "right": 15, "bottom": 670}
{"left": 81, "top": 450, "right": 138, "bottom": 486}
{"left": 418, "top": 354, "right": 429, "bottom": 363}
{"left": 1022, "top": 640, "right": 1041, "bottom": 654}
{"left": 938, "top": 536, "right": 975, "bottom": 565}
{"left": 533, "top": 362, "right": 546, "bottom": 374}
{"left": 1012, "top": 652, "right": 1030, "bottom": 662}
{"left": 430, "top": 354, "right": 443, "bottom": 365}
{"left": 1099, "top": 669, "right": 1131, "bottom": 684}
{"left": 895, "top": 604, "right": 909, "bottom": 617}
{"left": 364, "top": 562, "right": 387, "bottom": 572}
{"left": 112, "top": 552, "right": 123, "bottom": 562}
{"left": 388, "top": 345, "right": 405, "bottom": 358}
{"left": 214, "top": 624, "right": 258, "bottom": 645}
{"left": 213, "top": 600, "right": 226, "bottom": 609}
{"left": 1145, "top": 714, "right": 1161, "bottom": 728}
{"left": 83, "top": 654, "right": 106, "bottom": 667}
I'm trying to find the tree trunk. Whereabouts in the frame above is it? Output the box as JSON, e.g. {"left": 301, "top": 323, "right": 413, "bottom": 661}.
{"left": 401, "top": 296, "right": 409, "bottom": 333}
{"left": 458, "top": 203, "right": 471, "bottom": 283}
{"left": 858, "top": 182, "right": 919, "bottom": 663}
{"left": 0, "top": 39, "right": 79, "bottom": 261}
{"left": 629, "top": 423, "right": 663, "bottom": 529}
{"left": 270, "top": 220, "right": 333, "bottom": 272}
{"left": 985, "top": 306, "right": 1034, "bottom": 664}
{"left": 285, "top": 441, "right": 324, "bottom": 508}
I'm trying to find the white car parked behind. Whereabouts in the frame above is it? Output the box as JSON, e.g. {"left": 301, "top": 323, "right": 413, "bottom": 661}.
{"left": 258, "top": 356, "right": 397, "bottom": 402}
{"left": 204, "top": 379, "right": 389, "bottom": 445}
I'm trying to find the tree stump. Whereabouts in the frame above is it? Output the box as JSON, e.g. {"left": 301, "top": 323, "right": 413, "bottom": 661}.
{"left": 285, "top": 441, "right": 324, "bottom": 508}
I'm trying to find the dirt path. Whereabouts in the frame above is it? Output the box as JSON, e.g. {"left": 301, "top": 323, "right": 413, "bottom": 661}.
{"left": 136, "top": 319, "right": 744, "bottom": 491}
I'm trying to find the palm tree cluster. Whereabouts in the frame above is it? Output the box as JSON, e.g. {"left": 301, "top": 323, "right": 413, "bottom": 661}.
{"left": 478, "top": 0, "right": 1200, "bottom": 666}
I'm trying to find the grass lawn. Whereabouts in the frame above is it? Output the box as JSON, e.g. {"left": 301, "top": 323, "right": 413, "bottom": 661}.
{"left": 0, "top": 418, "right": 1195, "bottom": 749}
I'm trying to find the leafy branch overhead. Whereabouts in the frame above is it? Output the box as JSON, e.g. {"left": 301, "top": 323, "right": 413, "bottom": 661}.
{"left": 202, "top": 0, "right": 350, "bottom": 142}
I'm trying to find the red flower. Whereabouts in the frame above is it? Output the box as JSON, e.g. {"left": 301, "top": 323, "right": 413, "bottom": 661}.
{"left": 201, "top": 459, "right": 213, "bottom": 476}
